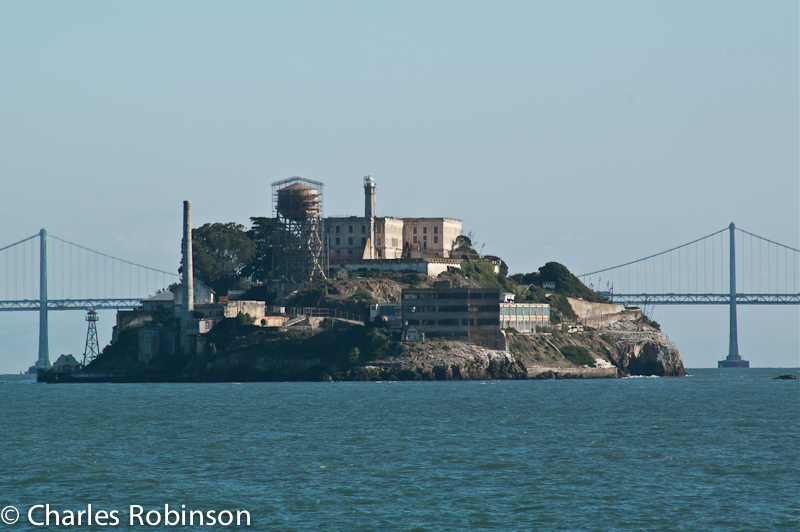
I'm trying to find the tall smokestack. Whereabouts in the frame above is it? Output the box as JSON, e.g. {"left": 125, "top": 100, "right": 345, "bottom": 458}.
{"left": 181, "top": 201, "right": 193, "bottom": 351}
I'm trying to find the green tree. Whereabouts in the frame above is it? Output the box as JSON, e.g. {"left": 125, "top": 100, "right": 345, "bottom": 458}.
{"left": 512, "top": 262, "right": 604, "bottom": 303}
{"left": 245, "top": 217, "right": 280, "bottom": 282}
{"left": 190, "top": 223, "right": 255, "bottom": 295}
{"left": 237, "top": 313, "right": 255, "bottom": 326}
{"left": 454, "top": 234, "right": 474, "bottom": 252}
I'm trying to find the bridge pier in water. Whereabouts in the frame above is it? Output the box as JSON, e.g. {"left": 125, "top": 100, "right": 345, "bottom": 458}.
{"left": 719, "top": 222, "right": 749, "bottom": 368}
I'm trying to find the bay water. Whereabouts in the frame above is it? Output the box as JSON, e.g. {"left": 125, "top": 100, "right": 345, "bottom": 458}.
{"left": 1, "top": 368, "right": 797, "bottom": 531}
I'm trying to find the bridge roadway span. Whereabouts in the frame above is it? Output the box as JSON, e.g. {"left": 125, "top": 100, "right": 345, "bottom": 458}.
{"left": 0, "top": 299, "right": 143, "bottom": 311}
{"left": 610, "top": 293, "right": 800, "bottom": 305}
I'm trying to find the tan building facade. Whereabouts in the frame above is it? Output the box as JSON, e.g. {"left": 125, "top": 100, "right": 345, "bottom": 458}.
{"left": 325, "top": 178, "right": 462, "bottom": 262}
{"left": 402, "top": 218, "right": 461, "bottom": 258}
{"left": 374, "top": 217, "right": 404, "bottom": 259}
{"left": 326, "top": 216, "right": 377, "bottom": 261}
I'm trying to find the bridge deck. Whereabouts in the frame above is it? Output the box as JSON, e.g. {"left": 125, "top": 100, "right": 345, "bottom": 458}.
{"left": 608, "top": 294, "right": 800, "bottom": 305}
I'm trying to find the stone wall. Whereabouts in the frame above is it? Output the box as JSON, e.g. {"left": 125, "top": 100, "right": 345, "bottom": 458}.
{"left": 342, "top": 259, "right": 461, "bottom": 277}
{"left": 567, "top": 297, "right": 626, "bottom": 319}
{"left": 224, "top": 300, "right": 267, "bottom": 319}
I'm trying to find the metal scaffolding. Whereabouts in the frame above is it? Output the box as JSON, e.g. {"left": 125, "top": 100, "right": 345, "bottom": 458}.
{"left": 271, "top": 177, "right": 327, "bottom": 286}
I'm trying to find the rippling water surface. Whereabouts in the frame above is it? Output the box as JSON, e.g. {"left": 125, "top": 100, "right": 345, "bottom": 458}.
{"left": 1, "top": 368, "right": 798, "bottom": 531}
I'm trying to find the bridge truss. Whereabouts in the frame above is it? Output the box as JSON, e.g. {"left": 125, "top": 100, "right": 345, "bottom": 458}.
{"left": 580, "top": 223, "right": 799, "bottom": 366}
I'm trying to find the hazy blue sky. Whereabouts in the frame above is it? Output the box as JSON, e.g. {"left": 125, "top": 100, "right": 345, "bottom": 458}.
{"left": 1, "top": 1, "right": 797, "bottom": 372}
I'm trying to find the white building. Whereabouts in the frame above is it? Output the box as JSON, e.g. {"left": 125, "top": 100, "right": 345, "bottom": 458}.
{"left": 499, "top": 302, "right": 550, "bottom": 332}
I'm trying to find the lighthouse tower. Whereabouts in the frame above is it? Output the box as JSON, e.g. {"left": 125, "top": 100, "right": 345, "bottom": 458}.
{"left": 364, "top": 175, "right": 376, "bottom": 259}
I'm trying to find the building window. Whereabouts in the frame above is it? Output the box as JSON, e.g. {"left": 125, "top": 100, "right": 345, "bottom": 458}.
{"left": 423, "top": 227, "right": 427, "bottom": 234}
{"left": 423, "top": 241, "right": 427, "bottom": 250}
{"left": 336, "top": 226, "right": 341, "bottom": 234}
{"left": 413, "top": 236, "right": 417, "bottom": 244}
{"left": 362, "top": 226, "right": 366, "bottom": 234}
{"left": 423, "top": 235, "right": 427, "bottom": 241}
{"left": 361, "top": 237, "right": 367, "bottom": 246}
{"left": 413, "top": 227, "right": 417, "bottom": 234}
{"left": 348, "top": 237, "right": 353, "bottom": 245}
{"left": 335, "top": 237, "right": 341, "bottom": 246}
{"left": 377, "top": 225, "right": 382, "bottom": 234}
{"left": 377, "top": 238, "right": 382, "bottom": 246}
{"left": 434, "top": 236, "right": 438, "bottom": 244}
{"left": 349, "top": 226, "right": 353, "bottom": 233}
{"left": 434, "top": 227, "right": 438, "bottom": 234}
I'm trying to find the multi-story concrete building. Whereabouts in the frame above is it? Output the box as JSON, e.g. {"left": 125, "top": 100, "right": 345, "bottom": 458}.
{"left": 325, "top": 176, "right": 462, "bottom": 262}
{"left": 402, "top": 217, "right": 462, "bottom": 258}
{"left": 401, "top": 284, "right": 504, "bottom": 349}
{"left": 401, "top": 284, "right": 550, "bottom": 349}
{"left": 326, "top": 216, "right": 375, "bottom": 261}
{"left": 374, "top": 217, "right": 404, "bottom": 259}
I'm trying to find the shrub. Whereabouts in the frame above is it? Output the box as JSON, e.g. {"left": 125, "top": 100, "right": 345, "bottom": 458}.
{"left": 237, "top": 313, "right": 255, "bottom": 326}
{"left": 560, "top": 345, "right": 595, "bottom": 366}
{"left": 549, "top": 294, "right": 577, "bottom": 321}
{"left": 354, "top": 290, "right": 377, "bottom": 302}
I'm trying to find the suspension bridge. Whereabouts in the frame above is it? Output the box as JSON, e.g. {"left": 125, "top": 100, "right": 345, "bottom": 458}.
{"left": 0, "top": 229, "right": 178, "bottom": 373}
{"left": 580, "top": 223, "right": 799, "bottom": 367}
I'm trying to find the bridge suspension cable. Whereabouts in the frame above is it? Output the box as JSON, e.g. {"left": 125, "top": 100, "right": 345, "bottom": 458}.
{"left": 0, "top": 229, "right": 179, "bottom": 310}
{"left": 579, "top": 224, "right": 799, "bottom": 305}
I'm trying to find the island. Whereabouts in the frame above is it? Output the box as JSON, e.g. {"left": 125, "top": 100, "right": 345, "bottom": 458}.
{"left": 40, "top": 181, "right": 685, "bottom": 383}
{"left": 40, "top": 262, "right": 685, "bottom": 383}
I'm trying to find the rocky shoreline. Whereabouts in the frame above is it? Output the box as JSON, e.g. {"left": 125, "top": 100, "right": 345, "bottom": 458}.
{"left": 40, "top": 315, "right": 685, "bottom": 383}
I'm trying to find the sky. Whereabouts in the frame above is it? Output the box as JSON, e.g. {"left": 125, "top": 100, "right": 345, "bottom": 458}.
{"left": 0, "top": 1, "right": 797, "bottom": 372}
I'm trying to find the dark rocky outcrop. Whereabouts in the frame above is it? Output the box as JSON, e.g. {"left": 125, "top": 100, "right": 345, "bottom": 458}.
{"left": 600, "top": 320, "right": 686, "bottom": 377}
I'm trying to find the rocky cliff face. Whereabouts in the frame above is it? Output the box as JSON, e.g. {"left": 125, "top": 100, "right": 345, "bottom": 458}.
{"left": 365, "top": 342, "right": 526, "bottom": 381}
{"left": 188, "top": 338, "right": 527, "bottom": 382}
{"left": 73, "top": 308, "right": 685, "bottom": 382}
{"left": 600, "top": 320, "right": 686, "bottom": 377}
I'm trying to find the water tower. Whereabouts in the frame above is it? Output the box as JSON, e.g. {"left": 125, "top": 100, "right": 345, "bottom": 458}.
{"left": 272, "top": 177, "right": 327, "bottom": 287}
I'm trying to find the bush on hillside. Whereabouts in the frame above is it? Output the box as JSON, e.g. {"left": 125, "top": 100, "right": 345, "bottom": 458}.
{"left": 515, "top": 262, "right": 604, "bottom": 303}
{"left": 560, "top": 345, "right": 595, "bottom": 366}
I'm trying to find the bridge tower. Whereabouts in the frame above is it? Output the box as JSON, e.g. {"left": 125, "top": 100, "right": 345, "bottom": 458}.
{"left": 719, "top": 222, "right": 749, "bottom": 368}
{"left": 28, "top": 229, "right": 52, "bottom": 374}
{"left": 83, "top": 310, "right": 100, "bottom": 365}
